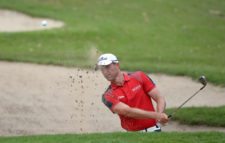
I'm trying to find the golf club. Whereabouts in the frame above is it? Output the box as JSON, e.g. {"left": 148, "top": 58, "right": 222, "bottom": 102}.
{"left": 168, "top": 75, "right": 207, "bottom": 118}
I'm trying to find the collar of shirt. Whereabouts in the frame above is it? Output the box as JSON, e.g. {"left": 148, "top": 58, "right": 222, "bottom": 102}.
{"left": 111, "top": 72, "right": 130, "bottom": 90}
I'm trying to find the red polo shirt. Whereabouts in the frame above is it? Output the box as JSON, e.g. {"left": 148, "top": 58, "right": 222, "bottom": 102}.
{"left": 102, "top": 71, "right": 157, "bottom": 131}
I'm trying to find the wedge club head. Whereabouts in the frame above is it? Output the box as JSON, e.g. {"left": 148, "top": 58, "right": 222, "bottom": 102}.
{"left": 199, "top": 75, "right": 207, "bottom": 90}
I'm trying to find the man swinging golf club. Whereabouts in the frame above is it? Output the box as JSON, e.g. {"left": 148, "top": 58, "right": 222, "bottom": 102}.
{"left": 97, "top": 53, "right": 168, "bottom": 132}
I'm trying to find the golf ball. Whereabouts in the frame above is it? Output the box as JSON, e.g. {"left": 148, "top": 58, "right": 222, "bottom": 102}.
{"left": 41, "top": 20, "right": 48, "bottom": 26}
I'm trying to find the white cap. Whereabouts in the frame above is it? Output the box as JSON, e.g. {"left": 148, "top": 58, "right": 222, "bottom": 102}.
{"left": 97, "top": 53, "right": 119, "bottom": 66}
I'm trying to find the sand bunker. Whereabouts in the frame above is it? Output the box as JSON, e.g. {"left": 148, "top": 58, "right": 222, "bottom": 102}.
{"left": 0, "top": 9, "right": 63, "bottom": 32}
{"left": 0, "top": 61, "right": 225, "bottom": 136}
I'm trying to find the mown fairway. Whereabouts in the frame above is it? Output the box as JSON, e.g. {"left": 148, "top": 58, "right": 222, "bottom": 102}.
{"left": 0, "top": 0, "right": 225, "bottom": 85}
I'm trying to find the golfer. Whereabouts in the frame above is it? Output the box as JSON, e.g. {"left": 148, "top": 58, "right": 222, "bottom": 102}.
{"left": 97, "top": 53, "right": 168, "bottom": 132}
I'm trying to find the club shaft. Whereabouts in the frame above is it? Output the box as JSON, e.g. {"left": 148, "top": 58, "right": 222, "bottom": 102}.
{"left": 168, "top": 84, "right": 206, "bottom": 118}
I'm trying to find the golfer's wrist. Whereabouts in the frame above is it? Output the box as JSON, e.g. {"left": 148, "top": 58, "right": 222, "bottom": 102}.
{"left": 156, "top": 112, "right": 163, "bottom": 120}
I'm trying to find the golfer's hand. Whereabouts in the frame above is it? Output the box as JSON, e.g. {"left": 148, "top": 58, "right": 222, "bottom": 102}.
{"left": 157, "top": 113, "right": 169, "bottom": 125}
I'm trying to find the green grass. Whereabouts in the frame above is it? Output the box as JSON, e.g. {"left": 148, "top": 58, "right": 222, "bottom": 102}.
{"left": 167, "top": 106, "right": 225, "bottom": 127}
{"left": 0, "top": 132, "right": 225, "bottom": 143}
{"left": 0, "top": 0, "right": 225, "bottom": 85}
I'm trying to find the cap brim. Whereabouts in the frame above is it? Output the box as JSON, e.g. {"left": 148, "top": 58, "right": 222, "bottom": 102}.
{"left": 97, "top": 60, "right": 113, "bottom": 66}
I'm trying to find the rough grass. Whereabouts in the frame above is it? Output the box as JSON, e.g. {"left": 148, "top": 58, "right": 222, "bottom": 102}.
{"left": 167, "top": 106, "right": 225, "bottom": 127}
{"left": 0, "top": 132, "right": 225, "bottom": 143}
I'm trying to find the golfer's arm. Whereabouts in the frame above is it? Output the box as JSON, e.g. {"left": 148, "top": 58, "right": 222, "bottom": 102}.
{"left": 148, "top": 88, "right": 166, "bottom": 113}
{"left": 112, "top": 102, "right": 160, "bottom": 119}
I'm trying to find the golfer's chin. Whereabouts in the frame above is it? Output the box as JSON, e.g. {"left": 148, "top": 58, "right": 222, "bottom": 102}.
{"left": 105, "top": 76, "right": 115, "bottom": 82}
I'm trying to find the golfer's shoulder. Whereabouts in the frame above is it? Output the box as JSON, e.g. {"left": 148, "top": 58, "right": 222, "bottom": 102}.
{"left": 128, "top": 71, "right": 146, "bottom": 79}
{"left": 128, "top": 70, "right": 146, "bottom": 75}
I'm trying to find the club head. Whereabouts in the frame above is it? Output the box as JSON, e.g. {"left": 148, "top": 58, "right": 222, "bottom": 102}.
{"left": 199, "top": 75, "right": 207, "bottom": 89}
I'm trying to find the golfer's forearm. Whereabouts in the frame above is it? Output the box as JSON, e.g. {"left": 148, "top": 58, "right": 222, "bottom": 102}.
{"left": 123, "top": 108, "right": 159, "bottom": 119}
{"left": 156, "top": 97, "right": 166, "bottom": 113}
{"left": 113, "top": 102, "right": 161, "bottom": 119}
{"left": 148, "top": 88, "right": 166, "bottom": 113}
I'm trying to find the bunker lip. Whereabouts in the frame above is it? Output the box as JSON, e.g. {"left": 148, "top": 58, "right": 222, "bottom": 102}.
{"left": 0, "top": 9, "right": 64, "bottom": 32}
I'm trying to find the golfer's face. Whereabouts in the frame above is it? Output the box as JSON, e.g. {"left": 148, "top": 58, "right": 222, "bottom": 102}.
{"left": 100, "top": 63, "right": 119, "bottom": 81}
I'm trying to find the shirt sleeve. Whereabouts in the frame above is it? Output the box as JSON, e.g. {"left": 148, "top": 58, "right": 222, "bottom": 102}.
{"left": 102, "top": 92, "right": 120, "bottom": 112}
{"left": 139, "top": 71, "right": 156, "bottom": 93}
